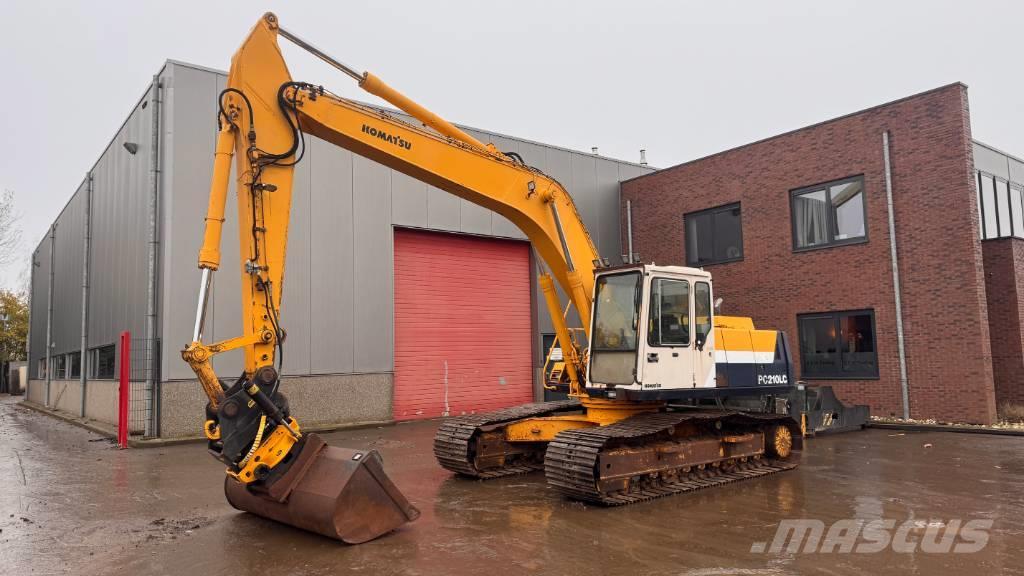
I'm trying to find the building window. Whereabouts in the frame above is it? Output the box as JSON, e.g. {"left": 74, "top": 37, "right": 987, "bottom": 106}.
{"left": 648, "top": 278, "right": 690, "bottom": 346}
{"left": 37, "top": 358, "right": 47, "bottom": 379}
{"left": 684, "top": 203, "right": 743, "bottom": 266}
{"left": 791, "top": 176, "right": 866, "bottom": 250}
{"left": 797, "top": 310, "right": 878, "bottom": 379}
{"left": 977, "top": 171, "right": 1024, "bottom": 239}
{"left": 89, "top": 345, "right": 116, "bottom": 379}
{"left": 69, "top": 353, "right": 81, "bottom": 379}
{"left": 55, "top": 354, "right": 67, "bottom": 380}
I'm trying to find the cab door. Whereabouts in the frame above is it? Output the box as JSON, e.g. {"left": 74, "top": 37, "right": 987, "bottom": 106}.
{"left": 640, "top": 277, "right": 695, "bottom": 390}
{"left": 693, "top": 280, "right": 716, "bottom": 388}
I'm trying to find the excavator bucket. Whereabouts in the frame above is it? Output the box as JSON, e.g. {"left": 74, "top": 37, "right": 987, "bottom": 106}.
{"left": 224, "top": 433, "right": 420, "bottom": 544}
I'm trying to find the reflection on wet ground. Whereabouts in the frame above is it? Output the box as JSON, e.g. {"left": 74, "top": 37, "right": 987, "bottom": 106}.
{"left": 1, "top": 395, "right": 1022, "bottom": 575}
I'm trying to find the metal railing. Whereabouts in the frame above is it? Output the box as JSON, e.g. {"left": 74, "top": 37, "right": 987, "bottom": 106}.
{"left": 117, "top": 332, "right": 160, "bottom": 447}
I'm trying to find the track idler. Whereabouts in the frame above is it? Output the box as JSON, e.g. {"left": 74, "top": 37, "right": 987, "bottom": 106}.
{"left": 225, "top": 433, "right": 420, "bottom": 544}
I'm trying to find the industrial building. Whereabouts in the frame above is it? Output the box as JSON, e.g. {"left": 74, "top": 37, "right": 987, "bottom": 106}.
{"left": 26, "top": 60, "right": 652, "bottom": 439}
{"left": 28, "top": 67, "right": 1023, "bottom": 434}
{"left": 621, "top": 82, "right": 1022, "bottom": 425}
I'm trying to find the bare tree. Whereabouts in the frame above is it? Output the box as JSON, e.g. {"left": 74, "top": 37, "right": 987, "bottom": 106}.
{"left": 0, "top": 190, "right": 21, "bottom": 266}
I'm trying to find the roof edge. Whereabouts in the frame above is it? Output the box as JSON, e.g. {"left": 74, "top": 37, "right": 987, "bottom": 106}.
{"left": 973, "top": 139, "right": 1024, "bottom": 168}
{"left": 622, "top": 81, "right": 969, "bottom": 184}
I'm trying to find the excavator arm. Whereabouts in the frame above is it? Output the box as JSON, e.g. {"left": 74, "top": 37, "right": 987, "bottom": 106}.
{"left": 179, "top": 12, "right": 604, "bottom": 540}
{"left": 183, "top": 11, "right": 602, "bottom": 452}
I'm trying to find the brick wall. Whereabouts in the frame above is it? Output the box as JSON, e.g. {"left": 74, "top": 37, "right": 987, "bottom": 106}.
{"left": 621, "top": 83, "right": 997, "bottom": 424}
{"left": 982, "top": 238, "right": 1024, "bottom": 408}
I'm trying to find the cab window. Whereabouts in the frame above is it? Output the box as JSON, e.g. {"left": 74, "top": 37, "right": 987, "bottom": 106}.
{"left": 695, "top": 281, "right": 712, "bottom": 344}
{"left": 590, "top": 271, "right": 642, "bottom": 385}
{"left": 648, "top": 278, "right": 690, "bottom": 346}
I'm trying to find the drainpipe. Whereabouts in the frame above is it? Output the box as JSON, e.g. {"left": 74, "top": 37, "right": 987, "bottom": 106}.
{"left": 882, "top": 131, "right": 910, "bottom": 420}
{"left": 145, "top": 75, "right": 162, "bottom": 436}
{"left": 79, "top": 172, "right": 92, "bottom": 417}
{"left": 625, "top": 200, "right": 635, "bottom": 264}
{"left": 45, "top": 224, "right": 55, "bottom": 407}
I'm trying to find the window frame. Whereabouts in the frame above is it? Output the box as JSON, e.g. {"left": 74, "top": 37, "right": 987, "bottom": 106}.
{"left": 683, "top": 202, "right": 744, "bottom": 267}
{"left": 789, "top": 175, "right": 868, "bottom": 252}
{"left": 694, "top": 281, "right": 713, "bottom": 346}
{"left": 588, "top": 270, "right": 643, "bottom": 386}
{"left": 796, "top": 309, "right": 879, "bottom": 380}
{"left": 647, "top": 277, "right": 691, "bottom": 348}
{"left": 69, "top": 352, "right": 81, "bottom": 379}
{"left": 976, "top": 170, "right": 1024, "bottom": 240}
{"left": 55, "top": 354, "right": 67, "bottom": 380}
{"left": 89, "top": 344, "right": 117, "bottom": 380}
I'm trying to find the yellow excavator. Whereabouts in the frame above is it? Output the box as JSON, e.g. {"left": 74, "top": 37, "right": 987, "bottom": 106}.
{"left": 184, "top": 13, "right": 861, "bottom": 542}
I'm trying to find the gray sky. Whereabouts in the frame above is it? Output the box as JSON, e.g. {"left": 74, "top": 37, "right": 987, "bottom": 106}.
{"left": 3, "top": 0, "right": 1022, "bottom": 289}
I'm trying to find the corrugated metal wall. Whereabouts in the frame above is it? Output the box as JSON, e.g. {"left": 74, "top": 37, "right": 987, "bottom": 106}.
{"left": 28, "top": 237, "right": 49, "bottom": 377}
{"left": 50, "top": 182, "right": 86, "bottom": 357}
{"left": 28, "top": 81, "right": 161, "bottom": 378}
{"left": 89, "top": 84, "right": 156, "bottom": 354}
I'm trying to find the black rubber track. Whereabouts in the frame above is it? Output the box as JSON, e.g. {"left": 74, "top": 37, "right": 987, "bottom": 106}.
{"left": 433, "top": 399, "right": 581, "bottom": 478}
{"left": 544, "top": 410, "right": 799, "bottom": 505}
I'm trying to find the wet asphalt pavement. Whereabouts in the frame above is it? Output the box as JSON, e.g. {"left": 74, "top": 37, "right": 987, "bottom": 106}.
{"left": 2, "top": 394, "right": 1023, "bottom": 575}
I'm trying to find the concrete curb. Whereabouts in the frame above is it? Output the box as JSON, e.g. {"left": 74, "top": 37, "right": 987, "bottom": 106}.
{"left": 868, "top": 421, "right": 1024, "bottom": 437}
{"left": 18, "top": 399, "right": 398, "bottom": 448}
{"left": 19, "top": 400, "right": 118, "bottom": 439}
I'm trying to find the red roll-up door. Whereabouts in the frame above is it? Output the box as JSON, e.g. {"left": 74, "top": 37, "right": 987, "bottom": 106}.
{"left": 393, "top": 228, "right": 533, "bottom": 421}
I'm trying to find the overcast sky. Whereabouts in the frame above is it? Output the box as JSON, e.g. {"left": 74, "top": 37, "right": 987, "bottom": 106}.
{"left": 2, "top": 0, "right": 1022, "bottom": 289}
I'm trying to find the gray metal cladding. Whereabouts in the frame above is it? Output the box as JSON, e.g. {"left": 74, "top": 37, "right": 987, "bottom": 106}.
{"left": 27, "top": 81, "right": 159, "bottom": 377}
{"left": 308, "top": 137, "right": 355, "bottom": 375}
{"left": 31, "top": 61, "right": 653, "bottom": 383}
{"left": 974, "top": 140, "right": 1024, "bottom": 183}
{"left": 87, "top": 82, "right": 157, "bottom": 362}
{"left": 162, "top": 65, "right": 245, "bottom": 378}
{"left": 974, "top": 142, "right": 1011, "bottom": 179}
{"left": 50, "top": 182, "right": 86, "bottom": 356}
{"left": 28, "top": 240, "right": 49, "bottom": 377}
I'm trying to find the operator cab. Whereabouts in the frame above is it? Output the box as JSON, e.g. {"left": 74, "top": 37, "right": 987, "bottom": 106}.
{"left": 587, "top": 264, "right": 716, "bottom": 395}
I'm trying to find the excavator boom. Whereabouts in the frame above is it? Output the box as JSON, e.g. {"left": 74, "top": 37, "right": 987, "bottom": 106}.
{"left": 181, "top": 12, "right": 604, "bottom": 542}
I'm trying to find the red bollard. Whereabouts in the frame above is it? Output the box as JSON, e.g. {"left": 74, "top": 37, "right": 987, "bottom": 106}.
{"left": 118, "top": 331, "right": 130, "bottom": 449}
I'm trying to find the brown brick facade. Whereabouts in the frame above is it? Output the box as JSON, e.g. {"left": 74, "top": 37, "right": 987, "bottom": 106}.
{"left": 983, "top": 238, "right": 1024, "bottom": 407}
{"left": 621, "top": 83, "right": 998, "bottom": 424}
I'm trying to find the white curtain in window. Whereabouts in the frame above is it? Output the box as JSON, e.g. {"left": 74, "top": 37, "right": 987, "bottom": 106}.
{"left": 794, "top": 194, "right": 829, "bottom": 246}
